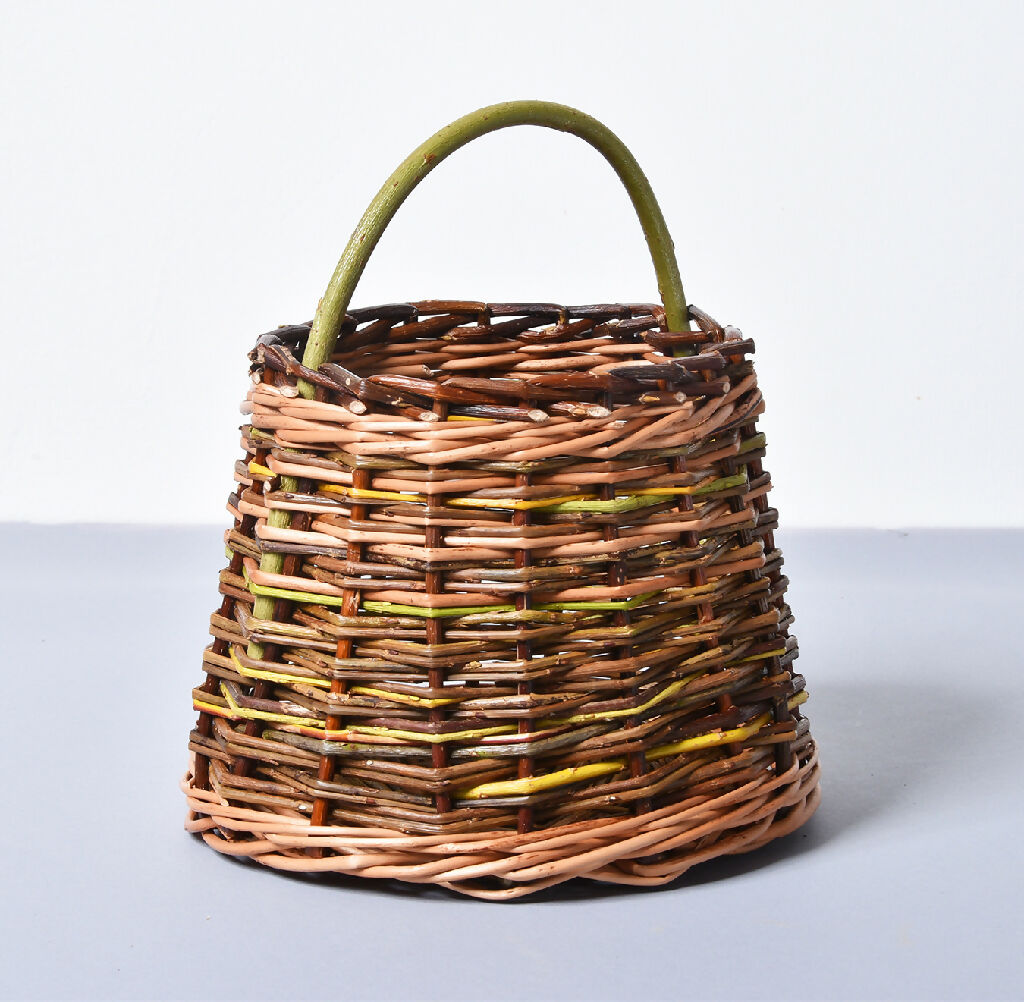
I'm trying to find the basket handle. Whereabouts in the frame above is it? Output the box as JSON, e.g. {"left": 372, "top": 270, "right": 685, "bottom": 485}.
{"left": 298, "top": 100, "right": 687, "bottom": 396}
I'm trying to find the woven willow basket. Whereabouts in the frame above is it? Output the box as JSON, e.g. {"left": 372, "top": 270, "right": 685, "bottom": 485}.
{"left": 183, "top": 101, "right": 820, "bottom": 900}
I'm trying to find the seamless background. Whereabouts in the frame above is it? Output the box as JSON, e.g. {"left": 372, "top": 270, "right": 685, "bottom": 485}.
{"left": 3, "top": 6, "right": 1023, "bottom": 1002}
{"left": 2, "top": 0, "right": 1021, "bottom": 527}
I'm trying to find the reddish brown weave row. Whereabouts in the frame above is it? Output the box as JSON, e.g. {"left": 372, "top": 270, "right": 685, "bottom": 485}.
{"left": 183, "top": 300, "right": 819, "bottom": 898}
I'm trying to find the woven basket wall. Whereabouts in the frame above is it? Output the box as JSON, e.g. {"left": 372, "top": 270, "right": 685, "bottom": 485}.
{"left": 184, "top": 298, "right": 819, "bottom": 900}
{"left": 182, "top": 103, "right": 819, "bottom": 900}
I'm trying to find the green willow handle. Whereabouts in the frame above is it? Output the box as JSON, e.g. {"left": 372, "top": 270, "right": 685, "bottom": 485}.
{"left": 298, "top": 100, "right": 688, "bottom": 397}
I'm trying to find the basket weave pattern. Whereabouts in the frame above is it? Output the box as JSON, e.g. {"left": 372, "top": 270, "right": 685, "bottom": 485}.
{"left": 184, "top": 300, "right": 819, "bottom": 899}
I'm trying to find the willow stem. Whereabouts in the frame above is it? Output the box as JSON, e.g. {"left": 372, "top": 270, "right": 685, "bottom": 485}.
{"left": 298, "top": 100, "right": 687, "bottom": 396}
{"left": 248, "top": 477, "right": 296, "bottom": 661}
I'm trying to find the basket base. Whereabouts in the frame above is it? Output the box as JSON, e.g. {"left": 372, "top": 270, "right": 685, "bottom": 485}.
{"left": 183, "top": 746, "right": 820, "bottom": 900}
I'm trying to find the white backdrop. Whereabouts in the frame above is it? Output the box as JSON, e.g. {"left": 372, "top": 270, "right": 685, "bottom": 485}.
{"left": 2, "top": 1, "right": 1020, "bottom": 526}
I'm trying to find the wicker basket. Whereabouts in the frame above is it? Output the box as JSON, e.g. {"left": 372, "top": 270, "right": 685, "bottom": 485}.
{"left": 183, "top": 101, "right": 820, "bottom": 900}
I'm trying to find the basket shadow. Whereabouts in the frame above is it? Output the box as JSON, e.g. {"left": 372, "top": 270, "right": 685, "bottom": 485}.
{"left": 202, "top": 677, "right": 981, "bottom": 903}
{"left": 672, "top": 676, "right": 986, "bottom": 891}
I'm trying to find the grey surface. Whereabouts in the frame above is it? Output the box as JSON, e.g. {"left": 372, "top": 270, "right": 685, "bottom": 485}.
{"left": 1, "top": 526, "right": 1021, "bottom": 1001}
